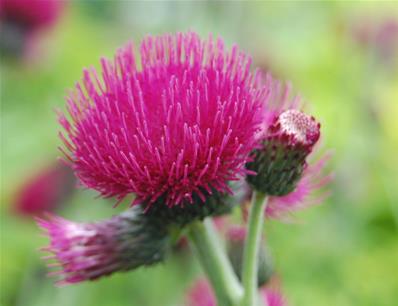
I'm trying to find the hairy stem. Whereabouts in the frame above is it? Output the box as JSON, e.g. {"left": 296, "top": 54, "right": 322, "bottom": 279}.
{"left": 241, "top": 192, "right": 268, "bottom": 306}
{"left": 188, "top": 219, "right": 243, "bottom": 306}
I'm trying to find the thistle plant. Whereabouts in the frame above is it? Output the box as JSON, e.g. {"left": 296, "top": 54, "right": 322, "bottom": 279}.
{"left": 37, "top": 32, "right": 330, "bottom": 306}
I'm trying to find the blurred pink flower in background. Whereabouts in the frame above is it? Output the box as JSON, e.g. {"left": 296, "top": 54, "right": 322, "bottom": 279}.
{"left": 185, "top": 278, "right": 287, "bottom": 306}
{"left": 0, "top": 0, "right": 63, "bottom": 29}
{"left": 13, "top": 162, "right": 75, "bottom": 217}
{"left": 351, "top": 16, "right": 398, "bottom": 63}
{"left": 185, "top": 279, "right": 215, "bottom": 306}
{"left": 0, "top": 0, "right": 65, "bottom": 57}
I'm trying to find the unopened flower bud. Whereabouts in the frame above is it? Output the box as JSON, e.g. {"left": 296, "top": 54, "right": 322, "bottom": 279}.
{"left": 38, "top": 206, "right": 169, "bottom": 285}
{"left": 247, "top": 109, "right": 320, "bottom": 196}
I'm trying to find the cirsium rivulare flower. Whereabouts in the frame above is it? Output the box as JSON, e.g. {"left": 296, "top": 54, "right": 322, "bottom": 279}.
{"left": 58, "top": 32, "right": 274, "bottom": 211}
{"left": 37, "top": 206, "right": 169, "bottom": 285}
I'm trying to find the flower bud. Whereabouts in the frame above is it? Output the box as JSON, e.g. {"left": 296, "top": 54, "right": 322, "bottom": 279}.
{"left": 247, "top": 109, "right": 320, "bottom": 196}
{"left": 38, "top": 206, "right": 169, "bottom": 285}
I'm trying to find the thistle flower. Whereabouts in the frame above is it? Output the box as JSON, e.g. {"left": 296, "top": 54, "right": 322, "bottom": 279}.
{"left": 14, "top": 162, "right": 75, "bottom": 217}
{"left": 0, "top": 0, "right": 64, "bottom": 56}
{"left": 37, "top": 206, "right": 169, "bottom": 285}
{"left": 185, "top": 278, "right": 286, "bottom": 306}
{"left": 59, "top": 32, "right": 269, "bottom": 214}
{"left": 226, "top": 226, "right": 273, "bottom": 287}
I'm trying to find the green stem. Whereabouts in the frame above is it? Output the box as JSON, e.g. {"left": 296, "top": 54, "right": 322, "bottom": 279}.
{"left": 241, "top": 192, "right": 268, "bottom": 306}
{"left": 188, "top": 219, "right": 243, "bottom": 306}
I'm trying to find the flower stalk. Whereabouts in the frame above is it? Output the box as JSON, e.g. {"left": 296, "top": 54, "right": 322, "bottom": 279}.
{"left": 188, "top": 219, "right": 243, "bottom": 306}
{"left": 241, "top": 192, "right": 268, "bottom": 306}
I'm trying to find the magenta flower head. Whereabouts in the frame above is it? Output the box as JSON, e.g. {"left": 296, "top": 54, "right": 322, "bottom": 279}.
{"left": 226, "top": 226, "right": 273, "bottom": 287}
{"left": 14, "top": 162, "right": 75, "bottom": 217}
{"left": 38, "top": 206, "right": 169, "bottom": 285}
{"left": 59, "top": 32, "right": 268, "bottom": 222}
{"left": 0, "top": 0, "right": 64, "bottom": 56}
{"left": 185, "top": 278, "right": 286, "bottom": 306}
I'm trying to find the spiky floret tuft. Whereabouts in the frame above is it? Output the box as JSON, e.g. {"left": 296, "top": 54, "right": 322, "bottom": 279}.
{"left": 58, "top": 32, "right": 271, "bottom": 209}
{"left": 37, "top": 206, "right": 169, "bottom": 285}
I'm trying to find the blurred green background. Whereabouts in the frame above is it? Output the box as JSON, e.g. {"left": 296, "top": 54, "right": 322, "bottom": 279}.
{"left": 1, "top": 1, "right": 398, "bottom": 306}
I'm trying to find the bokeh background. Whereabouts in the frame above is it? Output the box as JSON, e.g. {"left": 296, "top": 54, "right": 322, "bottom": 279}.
{"left": 1, "top": 1, "right": 398, "bottom": 306}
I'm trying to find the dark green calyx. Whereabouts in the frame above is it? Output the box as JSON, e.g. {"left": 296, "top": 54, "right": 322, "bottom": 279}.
{"left": 145, "top": 188, "right": 235, "bottom": 226}
{"left": 144, "top": 180, "right": 247, "bottom": 226}
{"left": 115, "top": 206, "right": 170, "bottom": 269}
